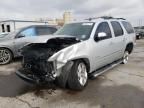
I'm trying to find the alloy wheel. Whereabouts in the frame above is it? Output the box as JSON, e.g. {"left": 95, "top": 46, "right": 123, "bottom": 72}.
{"left": 0, "top": 49, "right": 11, "bottom": 64}
{"left": 122, "top": 51, "right": 129, "bottom": 64}
{"left": 77, "top": 62, "right": 88, "bottom": 86}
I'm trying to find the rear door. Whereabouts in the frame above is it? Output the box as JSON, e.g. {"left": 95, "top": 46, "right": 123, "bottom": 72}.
{"left": 109, "top": 21, "right": 126, "bottom": 60}
{"left": 121, "top": 21, "right": 135, "bottom": 45}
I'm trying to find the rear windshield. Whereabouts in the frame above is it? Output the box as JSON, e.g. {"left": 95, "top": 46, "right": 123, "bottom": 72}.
{"left": 55, "top": 22, "right": 94, "bottom": 40}
{"left": 122, "top": 21, "right": 134, "bottom": 34}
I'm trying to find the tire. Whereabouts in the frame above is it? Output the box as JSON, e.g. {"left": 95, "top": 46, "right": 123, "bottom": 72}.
{"left": 122, "top": 51, "right": 129, "bottom": 64}
{"left": 67, "top": 60, "right": 88, "bottom": 90}
{"left": 136, "top": 35, "right": 140, "bottom": 40}
{"left": 0, "top": 48, "right": 13, "bottom": 65}
{"left": 55, "top": 61, "right": 73, "bottom": 88}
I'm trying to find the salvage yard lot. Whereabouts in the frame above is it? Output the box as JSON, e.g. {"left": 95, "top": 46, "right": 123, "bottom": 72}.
{"left": 0, "top": 40, "right": 144, "bottom": 108}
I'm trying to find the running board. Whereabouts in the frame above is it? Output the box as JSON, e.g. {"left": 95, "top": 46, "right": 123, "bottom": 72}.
{"left": 89, "top": 59, "right": 122, "bottom": 79}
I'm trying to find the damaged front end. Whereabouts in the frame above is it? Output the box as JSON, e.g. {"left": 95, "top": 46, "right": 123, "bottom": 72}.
{"left": 16, "top": 37, "right": 80, "bottom": 84}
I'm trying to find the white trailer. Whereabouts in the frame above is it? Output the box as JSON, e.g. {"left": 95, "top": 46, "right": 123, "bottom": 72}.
{"left": 0, "top": 20, "right": 48, "bottom": 33}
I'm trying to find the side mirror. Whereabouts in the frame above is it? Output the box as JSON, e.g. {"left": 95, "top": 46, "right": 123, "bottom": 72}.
{"left": 98, "top": 32, "right": 107, "bottom": 38}
{"left": 16, "top": 34, "right": 25, "bottom": 38}
{"left": 95, "top": 32, "right": 107, "bottom": 42}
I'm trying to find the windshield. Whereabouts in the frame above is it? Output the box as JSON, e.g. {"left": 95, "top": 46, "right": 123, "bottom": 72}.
{"left": 0, "top": 33, "right": 8, "bottom": 38}
{"left": 55, "top": 22, "right": 94, "bottom": 40}
{"left": 0, "top": 29, "right": 20, "bottom": 39}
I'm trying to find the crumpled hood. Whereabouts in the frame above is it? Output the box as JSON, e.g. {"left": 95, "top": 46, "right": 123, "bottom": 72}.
{"left": 48, "top": 40, "right": 89, "bottom": 69}
{"left": 25, "top": 35, "right": 77, "bottom": 44}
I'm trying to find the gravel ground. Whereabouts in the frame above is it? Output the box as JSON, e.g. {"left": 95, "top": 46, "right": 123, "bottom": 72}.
{"left": 0, "top": 40, "right": 144, "bottom": 108}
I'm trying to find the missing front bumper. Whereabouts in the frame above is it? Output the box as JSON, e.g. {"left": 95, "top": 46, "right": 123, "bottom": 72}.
{"left": 16, "top": 68, "right": 55, "bottom": 84}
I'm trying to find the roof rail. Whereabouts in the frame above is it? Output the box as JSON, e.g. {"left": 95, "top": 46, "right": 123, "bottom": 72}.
{"left": 100, "top": 16, "right": 113, "bottom": 19}
{"left": 84, "top": 17, "right": 98, "bottom": 21}
{"left": 115, "top": 18, "right": 126, "bottom": 20}
{"left": 85, "top": 16, "right": 126, "bottom": 21}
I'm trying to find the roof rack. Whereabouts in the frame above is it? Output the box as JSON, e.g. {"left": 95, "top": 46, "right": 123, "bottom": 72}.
{"left": 85, "top": 16, "right": 126, "bottom": 21}
{"left": 115, "top": 18, "right": 126, "bottom": 20}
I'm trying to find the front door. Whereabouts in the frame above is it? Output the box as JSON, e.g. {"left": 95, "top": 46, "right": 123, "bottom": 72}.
{"left": 14, "top": 27, "right": 36, "bottom": 56}
{"left": 90, "top": 22, "right": 114, "bottom": 71}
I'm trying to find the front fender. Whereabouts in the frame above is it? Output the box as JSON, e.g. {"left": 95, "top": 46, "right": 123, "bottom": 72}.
{"left": 48, "top": 41, "right": 90, "bottom": 69}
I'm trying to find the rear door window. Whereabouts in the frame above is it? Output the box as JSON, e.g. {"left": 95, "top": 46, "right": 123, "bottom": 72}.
{"left": 122, "top": 21, "right": 134, "bottom": 34}
{"left": 37, "top": 27, "right": 57, "bottom": 35}
{"left": 111, "top": 21, "right": 124, "bottom": 37}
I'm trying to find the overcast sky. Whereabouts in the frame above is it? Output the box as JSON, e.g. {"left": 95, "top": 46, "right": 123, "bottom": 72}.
{"left": 0, "top": 0, "right": 144, "bottom": 26}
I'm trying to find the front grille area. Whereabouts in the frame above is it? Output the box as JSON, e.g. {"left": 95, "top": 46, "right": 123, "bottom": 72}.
{"left": 20, "top": 44, "right": 58, "bottom": 83}
{"left": 21, "top": 51, "right": 55, "bottom": 82}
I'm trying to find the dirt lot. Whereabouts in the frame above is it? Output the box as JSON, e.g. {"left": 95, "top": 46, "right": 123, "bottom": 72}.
{"left": 0, "top": 40, "right": 144, "bottom": 108}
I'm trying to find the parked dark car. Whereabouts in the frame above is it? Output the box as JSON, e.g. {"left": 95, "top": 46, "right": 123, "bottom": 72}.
{"left": 135, "top": 28, "right": 144, "bottom": 40}
{"left": 0, "top": 25, "right": 58, "bottom": 64}
{"left": 136, "top": 31, "right": 144, "bottom": 39}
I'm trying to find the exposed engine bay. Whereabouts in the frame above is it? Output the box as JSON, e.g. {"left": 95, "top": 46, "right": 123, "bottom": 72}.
{"left": 16, "top": 37, "right": 80, "bottom": 84}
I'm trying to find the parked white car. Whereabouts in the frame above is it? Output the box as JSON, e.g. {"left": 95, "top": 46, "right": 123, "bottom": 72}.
{"left": 16, "top": 17, "right": 136, "bottom": 90}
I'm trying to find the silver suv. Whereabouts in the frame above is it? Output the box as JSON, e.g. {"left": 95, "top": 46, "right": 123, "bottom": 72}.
{"left": 16, "top": 17, "right": 136, "bottom": 90}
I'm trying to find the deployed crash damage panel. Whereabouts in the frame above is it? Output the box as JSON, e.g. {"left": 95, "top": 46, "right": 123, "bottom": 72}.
{"left": 16, "top": 36, "right": 82, "bottom": 84}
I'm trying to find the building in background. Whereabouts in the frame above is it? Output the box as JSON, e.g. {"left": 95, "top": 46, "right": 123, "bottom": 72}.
{"left": 55, "top": 19, "right": 64, "bottom": 26}
{"left": 63, "top": 12, "right": 73, "bottom": 24}
{"left": 36, "top": 11, "right": 73, "bottom": 26}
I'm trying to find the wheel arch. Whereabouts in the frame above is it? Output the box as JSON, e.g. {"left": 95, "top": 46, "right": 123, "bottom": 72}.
{"left": 72, "top": 58, "right": 90, "bottom": 73}
{"left": 56, "top": 58, "right": 90, "bottom": 88}
{"left": 0, "top": 47, "right": 14, "bottom": 58}
{"left": 125, "top": 42, "right": 134, "bottom": 54}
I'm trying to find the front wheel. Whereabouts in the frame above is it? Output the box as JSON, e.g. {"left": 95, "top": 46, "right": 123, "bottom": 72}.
{"left": 67, "top": 60, "right": 88, "bottom": 90}
{"left": 122, "top": 51, "right": 129, "bottom": 64}
{"left": 0, "top": 48, "right": 12, "bottom": 65}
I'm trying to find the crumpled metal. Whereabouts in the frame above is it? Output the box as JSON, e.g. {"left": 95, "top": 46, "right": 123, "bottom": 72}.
{"left": 48, "top": 41, "right": 89, "bottom": 70}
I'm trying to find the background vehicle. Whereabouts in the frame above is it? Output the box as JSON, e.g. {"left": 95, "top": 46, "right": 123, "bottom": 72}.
{"left": 16, "top": 17, "right": 136, "bottom": 90}
{"left": 135, "top": 28, "right": 144, "bottom": 39}
{"left": 136, "top": 31, "right": 144, "bottom": 39}
{"left": 0, "top": 25, "right": 58, "bottom": 64}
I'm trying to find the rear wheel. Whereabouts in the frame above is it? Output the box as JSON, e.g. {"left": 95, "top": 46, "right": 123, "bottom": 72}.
{"left": 122, "top": 51, "right": 129, "bottom": 64}
{"left": 137, "top": 35, "right": 141, "bottom": 40}
{"left": 0, "top": 48, "right": 12, "bottom": 65}
{"left": 67, "top": 60, "right": 88, "bottom": 90}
